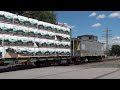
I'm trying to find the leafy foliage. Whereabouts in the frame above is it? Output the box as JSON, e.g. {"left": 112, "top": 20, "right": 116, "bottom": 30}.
{"left": 109, "top": 45, "right": 120, "bottom": 56}
{"left": 9, "top": 11, "right": 57, "bottom": 24}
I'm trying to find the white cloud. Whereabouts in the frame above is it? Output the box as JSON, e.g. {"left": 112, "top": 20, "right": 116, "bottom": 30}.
{"left": 64, "top": 23, "right": 75, "bottom": 29}
{"left": 106, "top": 36, "right": 120, "bottom": 45}
{"left": 111, "top": 40, "right": 120, "bottom": 45}
{"left": 96, "top": 14, "right": 106, "bottom": 19}
{"left": 99, "top": 36, "right": 120, "bottom": 48}
{"left": 91, "top": 23, "right": 101, "bottom": 28}
{"left": 108, "top": 11, "right": 120, "bottom": 18}
{"left": 112, "top": 36, "right": 120, "bottom": 40}
{"left": 89, "top": 12, "right": 96, "bottom": 17}
{"left": 70, "top": 25, "right": 75, "bottom": 29}
{"left": 57, "top": 22, "right": 75, "bottom": 28}
{"left": 99, "top": 39, "right": 105, "bottom": 43}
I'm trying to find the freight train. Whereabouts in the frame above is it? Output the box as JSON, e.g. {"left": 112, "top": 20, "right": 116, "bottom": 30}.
{"left": 0, "top": 11, "right": 105, "bottom": 67}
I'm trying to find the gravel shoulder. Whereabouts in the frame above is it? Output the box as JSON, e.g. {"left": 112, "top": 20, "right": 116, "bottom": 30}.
{"left": 80, "top": 59, "right": 120, "bottom": 68}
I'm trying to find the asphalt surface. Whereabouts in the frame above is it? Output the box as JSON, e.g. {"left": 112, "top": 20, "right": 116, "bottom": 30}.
{"left": 1, "top": 59, "right": 120, "bottom": 79}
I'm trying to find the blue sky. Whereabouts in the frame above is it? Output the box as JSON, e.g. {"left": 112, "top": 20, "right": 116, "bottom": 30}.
{"left": 56, "top": 11, "right": 120, "bottom": 45}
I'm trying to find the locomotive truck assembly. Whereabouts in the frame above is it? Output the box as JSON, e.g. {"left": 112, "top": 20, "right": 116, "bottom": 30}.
{"left": 0, "top": 11, "right": 105, "bottom": 67}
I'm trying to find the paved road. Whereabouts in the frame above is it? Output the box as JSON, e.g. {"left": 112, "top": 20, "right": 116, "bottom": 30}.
{"left": 1, "top": 59, "right": 120, "bottom": 79}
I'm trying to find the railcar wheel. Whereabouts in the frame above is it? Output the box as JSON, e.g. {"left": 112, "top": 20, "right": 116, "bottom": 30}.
{"left": 34, "top": 61, "right": 41, "bottom": 68}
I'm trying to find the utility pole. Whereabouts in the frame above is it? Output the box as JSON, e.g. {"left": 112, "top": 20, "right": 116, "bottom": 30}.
{"left": 103, "top": 27, "right": 112, "bottom": 58}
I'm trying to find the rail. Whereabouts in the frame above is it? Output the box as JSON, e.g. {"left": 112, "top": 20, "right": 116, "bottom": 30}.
{"left": 0, "top": 56, "right": 120, "bottom": 73}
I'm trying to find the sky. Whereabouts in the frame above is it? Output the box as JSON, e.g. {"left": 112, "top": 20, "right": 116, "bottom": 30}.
{"left": 56, "top": 11, "right": 120, "bottom": 46}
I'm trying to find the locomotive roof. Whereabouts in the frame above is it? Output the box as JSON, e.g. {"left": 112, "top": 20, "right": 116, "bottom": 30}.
{"left": 77, "top": 35, "right": 97, "bottom": 38}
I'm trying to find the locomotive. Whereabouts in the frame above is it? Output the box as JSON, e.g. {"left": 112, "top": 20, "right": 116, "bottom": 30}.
{"left": 71, "top": 35, "right": 105, "bottom": 64}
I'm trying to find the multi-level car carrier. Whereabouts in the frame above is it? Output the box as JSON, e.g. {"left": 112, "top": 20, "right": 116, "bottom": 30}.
{"left": 0, "top": 11, "right": 71, "bottom": 67}
{"left": 0, "top": 11, "right": 105, "bottom": 67}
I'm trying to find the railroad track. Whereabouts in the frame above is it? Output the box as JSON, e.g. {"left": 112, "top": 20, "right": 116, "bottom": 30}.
{"left": 102, "top": 57, "right": 120, "bottom": 62}
{"left": 0, "top": 57, "right": 120, "bottom": 73}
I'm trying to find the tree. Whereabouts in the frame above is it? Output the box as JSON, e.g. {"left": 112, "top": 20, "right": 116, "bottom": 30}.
{"left": 111, "top": 45, "right": 120, "bottom": 56}
{"left": 108, "top": 49, "right": 112, "bottom": 56}
{"left": 8, "top": 11, "right": 57, "bottom": 24}
{"left": 8, "top": 11, "right": 25, "bottom": 15}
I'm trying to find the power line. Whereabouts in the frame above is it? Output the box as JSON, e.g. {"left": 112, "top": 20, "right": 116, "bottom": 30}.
{"left": 102, "top": 27, "right": 112, "bottom": 57}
